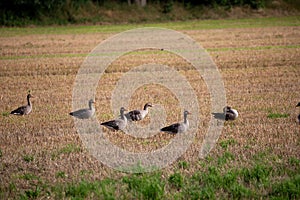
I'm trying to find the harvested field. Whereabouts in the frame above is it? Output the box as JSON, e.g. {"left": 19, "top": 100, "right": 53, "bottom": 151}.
{"left": 0, "top": 17, "right": 299, "bottom": 199}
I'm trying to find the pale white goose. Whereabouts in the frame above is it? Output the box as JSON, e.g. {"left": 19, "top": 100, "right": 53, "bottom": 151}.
{"left": 101, "top": 107, "right": 128, "bottom": 131}
{"left": 125, "top": 103, "right": 152, "bottom": 121}
{"left": 223, "top": 106, "right": 238, "bottom": 121}
{"left": 69, "top": 99, "right": 95, "bottom": 119}
{"left": 10, "top": 94, "right": 33, "bottom": 115}
{"left": 296, "top": 102, "right": 300, "bottom": 125}
{"left": 160, "top": 110, "right": 191, "bottom": 134}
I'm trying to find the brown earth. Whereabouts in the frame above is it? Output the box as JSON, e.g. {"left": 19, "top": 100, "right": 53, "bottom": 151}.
{"left": 0, "top": 24, "right": 299, "bottom": 197}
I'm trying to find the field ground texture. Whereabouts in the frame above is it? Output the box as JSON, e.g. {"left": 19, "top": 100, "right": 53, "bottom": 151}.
{"left": 0, "top": 16, "right": 300, "bottom": 199}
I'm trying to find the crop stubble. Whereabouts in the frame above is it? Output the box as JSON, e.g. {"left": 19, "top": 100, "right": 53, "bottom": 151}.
{"left": 0, "top": 25, "right": 299, "bottom": 190}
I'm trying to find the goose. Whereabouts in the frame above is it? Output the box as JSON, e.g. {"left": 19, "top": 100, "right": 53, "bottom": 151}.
{"left": 223, "top": 106, "right": 238, "bottom": 121}
{"left": 160, "top": 110, "right": 191, "bottom": 134}
{"left": 101, "top": 107, "right": 128, "bottom": 131}
{"left": 10, "top": 94, "right": 33, "bottom": 115}
{"left": 125, "top": 103, "right": 152, "bottom": 121}
{"left": 69, "top": 99, "right": 95, "bottom": 119}
{"left": 296, "top": 102, "right": 300, "bottom": 125}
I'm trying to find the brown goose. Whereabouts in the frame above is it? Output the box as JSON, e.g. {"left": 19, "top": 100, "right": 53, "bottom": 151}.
{"left": 223, "top": 106, "right": 238, "bottom": 121}
{"left": 70, "top": 99, "right": 95, "bottom": 119}
{"left": 125, "top": 103, "right": 152, "bottom": 121}
{"left": 101, "top": 107, "right": 128, "bottom": 131}
{"left": 10, "top": 94, "right": 33, "bottom": 115}
{"left": 160, "top": 110, "right": 191, "bottom": 134}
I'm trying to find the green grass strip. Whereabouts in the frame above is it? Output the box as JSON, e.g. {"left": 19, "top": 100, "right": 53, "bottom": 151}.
{"left": 0, "top": 16, "right": 299, "bottom": 37}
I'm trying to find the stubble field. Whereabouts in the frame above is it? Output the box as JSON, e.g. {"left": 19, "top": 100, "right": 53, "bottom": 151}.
{"left": 0, "top": 17, "right": 300, "bottom": 199}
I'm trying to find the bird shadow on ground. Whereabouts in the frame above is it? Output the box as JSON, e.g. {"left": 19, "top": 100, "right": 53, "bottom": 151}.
{"left": 212, "top": 112, "right": 226, "bottom": 121}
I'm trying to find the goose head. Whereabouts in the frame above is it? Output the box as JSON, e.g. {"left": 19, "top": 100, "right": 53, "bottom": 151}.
{"left": 144, "top": 103, "right": 153, "bottom": 110}
{"left": 296, "top": 102, "right": 300, "bottom": 107}
{"left": 88, "top": 99, "right": 95, "bottom": 109}
{"left": 184, "top": 110, "right": 191, "bottom": 116}
{"left": 27, "top": 94, "right": 34, "bottom": 99}
{"left": 223, "top": 106, "right": 231, "bottom": 113}
{"left": 120, "top": 107, "right": 127, "bottom": 114}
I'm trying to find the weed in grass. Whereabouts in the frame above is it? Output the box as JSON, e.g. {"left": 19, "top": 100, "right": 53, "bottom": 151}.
{"left": 99, "top": 179, "right": 116, "bottom": 200}
{"left": 65, "top": 180, "right": 96, "bottom": 199}
{"left": 168, "top": 172, "right": 184, "bottom": 189}
{"left": 122, "top": 172, "right": 164, "bottom": 200}
{"left": 1, "top": 112, "right": 10, "bottom": 117}
{"left": 178, "top": 161, "right": 189, "bottom": 169}
{"left": 21, "top": 173, "right": 39, "bottom": 181}
{"left": 54, "top": 179, "right": 116, "bottom": 199}
{"left": 52, "top": 143, "right": 81, "bottom": 159}
{"left": 219, "top": 138, "right": 236, "bottom": 149}
{"left": 217, "top": 151, "right": 235, "bottom": 165}
{"left": 223, "top": 170, "right": 238, "bottom": 186}
{"left": 23, "top": 154, "right": 34, "bottom": 163}
{"left": 289, "top": 157, "right": 300, "bottom": 166}
{"left": 183, "top": 184, "right": 215, "bottom": 200}
{"left": 227, "top": 183, "right": 253, "bottom": 199}
{"left": 241, "top": 164, "right": 272, "bottom": 184}
{"left": 56, "top": 171, "right": 67, "bottom": 178}
{"left": 267, "top": 112, "right": 290, "bottom": 119}
{"left": 269, "top": 174, "right": 300, "bottom": 199}
{"left": 22, "top": 186, "right": 41, "bottom": 199}
{"left": 80, "top": 169, "right": 93, "bottom": 176}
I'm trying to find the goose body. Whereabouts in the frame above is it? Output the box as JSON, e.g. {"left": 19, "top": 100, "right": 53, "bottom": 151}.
{"left": 160, "top": 110, "right": 191, "bottom": 134}
{"left": 126, "top": 103, "right": 152, "bottom": 121}
{"left": 70, "top": 99, "right": 95, "bottom": 119}
{"left": 10, "top": 94, "right": 33, "bottom": 115}
{"left": 101, "top": 107, "right": 128, "bottom": 131}
{"left": 223, "top": 106, "right": 238, "bottom": 121}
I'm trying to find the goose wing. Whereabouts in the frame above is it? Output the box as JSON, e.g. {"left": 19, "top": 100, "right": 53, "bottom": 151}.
{"left": 126, "top": 110, "right": 142, "bottom": 121}
{"left": 11, "top": 105, "right": 27, "bottom": 115}
{"left": 101, "top": 119, "right": 121, "bottom": 130}
{"left": 161, "top": 123, "right": 180, "bottom": 134}
{"left": 69, "top": 108, "right": 93, "bottom": 119}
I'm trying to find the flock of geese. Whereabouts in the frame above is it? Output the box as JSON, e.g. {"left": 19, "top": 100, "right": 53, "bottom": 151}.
{"left": 9, "top": 93, "right": 300, "bottom": 134}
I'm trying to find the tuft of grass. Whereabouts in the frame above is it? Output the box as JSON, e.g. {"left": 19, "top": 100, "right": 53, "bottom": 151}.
{"left": 1, "top": 112, "right": 10, "bottom": 117}
{"left": 267, "top": 112, "right": 290, "bottom": 119}
{"left": 21, "top": 173, "right": 39, "bottom": 181}
{"left": 241, "top": 164, "right": 273, "bottom": 184}
{"left": 270, "top": 174, "right": 300, "bottom": 199}
{"left": 217, "top": 151, "right": 235, "bottom": 165}
{"left": 52, "top": 143, "right": 81, "bottom": 159}
{"left": 21, "top": 186, "right": 41, "bottom": 199}
{"left": 168, "top": 172, "right": 184, "bottom": 189}
{"left": 122, "top": 172, "right": 165, "bottom": 200}
{"left": 219, "top": 138, "right": 236, "bottom": 149}
{"left": 54, "top": 179, "right": 116, "bottom": 199}
{"left": 56, "top": 171, "right": 67, "bottom": 179}
{"left": 23, "top": 155, "right": 34, "bottom": 163}
{"left": 65, "top": 180, "right": 96, "bottom": 199}
{"left": 178, "top": 161, "right": 189, "bottom": 169}
{"left": 289, "top": 157, "right": 300, "bottom": 166}
{"left": 59, "top": 143, "right": 81, "bottom": 154}
{"left": 0, "top": 149, "right": 2, "bottom": 158}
